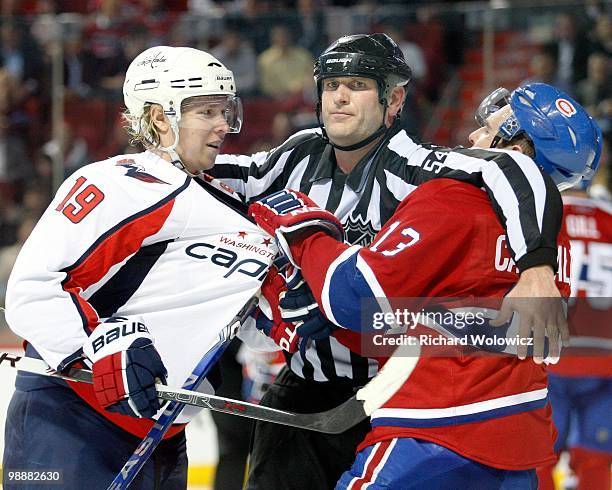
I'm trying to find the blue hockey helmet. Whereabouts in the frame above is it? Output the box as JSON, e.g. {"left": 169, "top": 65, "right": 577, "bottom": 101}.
{"left": 476, "top": 83, "right": 602, "bottom": 190}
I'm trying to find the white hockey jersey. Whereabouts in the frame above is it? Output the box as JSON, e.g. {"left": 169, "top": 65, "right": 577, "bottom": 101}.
{"left": 5, "top": 151, "right": 276, "bottom": 431}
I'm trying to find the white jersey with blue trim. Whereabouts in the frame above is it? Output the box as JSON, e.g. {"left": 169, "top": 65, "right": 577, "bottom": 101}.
{"left": 6, "top": 150, "right": 276, "bottom": 427}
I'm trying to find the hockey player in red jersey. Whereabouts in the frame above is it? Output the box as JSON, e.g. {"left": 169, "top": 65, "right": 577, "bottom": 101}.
{"left": 537, "top": 185, "right": 612, "bottom": 490}
{"left": 3, "top": 46, "right": 275, "bottom": 489}
{"left": 218, "top": 34, "right": 579, "bottom": 489}
{"left": 248, "top": 83, "right": 602, "bottom": 489}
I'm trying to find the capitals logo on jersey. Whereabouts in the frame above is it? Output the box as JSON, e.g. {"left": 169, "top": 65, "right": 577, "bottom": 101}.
{"left": 116, "top": 159, "right": 169, "bottom": 185}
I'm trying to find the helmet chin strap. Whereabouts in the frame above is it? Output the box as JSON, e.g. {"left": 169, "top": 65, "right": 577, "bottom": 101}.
{"left": 159, "top": 118, "right": 201, "bottom": 177}
{"left": 330, "top": 124, "right": 387, "bottom": 151}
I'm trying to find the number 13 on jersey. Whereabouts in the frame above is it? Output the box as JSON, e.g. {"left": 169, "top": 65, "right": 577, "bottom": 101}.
{"left": 369, "top": 221, "right": 421, "bottom": 256}
{"left": 55, "top": 176, "right": 105, "bottom": 223}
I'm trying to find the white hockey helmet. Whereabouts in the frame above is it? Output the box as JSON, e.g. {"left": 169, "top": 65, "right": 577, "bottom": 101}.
{"left": 123, "top": 46, "right": 242, "bottom": 134}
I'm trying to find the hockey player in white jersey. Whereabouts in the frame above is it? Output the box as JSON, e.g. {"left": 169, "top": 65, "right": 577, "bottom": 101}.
{"left": 3, "top": 46, "right": 275, "bottom": 489}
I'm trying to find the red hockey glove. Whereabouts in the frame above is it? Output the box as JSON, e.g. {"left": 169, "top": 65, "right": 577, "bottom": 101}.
{"left": 248, "top": 189, "right": 344, "bottom": 267}
{"left": 257, "top": 264, "right": 336, "bottom": 353}
{"left": 83, "top": 316, "right": 167, "bottom": 419}
{"left": 255, "top": 311, "right": 302, "bottom": 353}
{"left": 257, "top": 265, "right": 299, "bottom": 352}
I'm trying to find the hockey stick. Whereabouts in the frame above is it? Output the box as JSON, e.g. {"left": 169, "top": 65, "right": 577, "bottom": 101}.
{"left": 0, "top": 342, "right": 419, "bottom": 435}
{"left": 106, "top": 294, "right": 259, "bottom": 489}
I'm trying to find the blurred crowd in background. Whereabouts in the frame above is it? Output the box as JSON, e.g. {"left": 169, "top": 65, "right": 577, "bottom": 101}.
{"left": 0, "top": 0, "right": 610, "bottom": 329}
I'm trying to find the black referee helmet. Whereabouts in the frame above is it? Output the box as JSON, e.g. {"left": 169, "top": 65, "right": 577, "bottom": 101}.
{"left": 313, "top": 33, "right": 412, "bottom": 108}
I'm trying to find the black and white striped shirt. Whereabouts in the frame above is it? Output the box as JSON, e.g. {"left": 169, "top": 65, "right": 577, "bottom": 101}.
{"left": 211, "top": 122, "right": 561, "bottom": 383}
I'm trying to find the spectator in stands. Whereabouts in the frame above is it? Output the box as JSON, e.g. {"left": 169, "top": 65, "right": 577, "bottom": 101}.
{"left": 0, "top": 69, "right": 32, "bottom": 188}
{"left": 19, "top": 183, "right": 50, "bottom": 218}
{"left": 84, "top": 0, "right": 135, "bottom": 75}
{"left": 139, "top": 0, "right": 169, "bottom": 18}
{"left": 0, "top": 0, "right": 17, "bottom": 16}
{"left": 521, "top": 51, "right": 572, "bottom": 94}
{"left": 63, "top": 33, "right": 100, "bottom": 98}
{"left": 0, "top": 182, "right": 49, "bottom": 250}
{"left": 186, "top": 0, "right": 223, "bottom": 17}
{"left": 575, "top": 52, "right": 611, "bottom": 116}
{"left": 295, "top": 0, "right": 328, "bottom": 57}
{"left": 589, "top": 15, "right": 612, "bottom": 57}
{"left": 0, "top": 20, "right": 44, "bottom": 96}
{"left": 223, "top": 1, "right": 284, "bottom": 55}
{"left": 544, "top": 12, "right": 592, "bottom": 88}
{"left": 211, "top": 28, "right": 258, "bottom": 96}
{"left": 41, "top": 122, "right": 91, "bottom": 176}
{"left": 257, "top": 24, "right": 314, "bottom": 99}
{"left": 270, "top": 112, "right": 295, "bottom": 146}
{"left": 382, "top": 24, "right": 427, "bottom": 135}
{"left": 167, "top": 19, "right": 194, "bottom": 48}
{"left": 34, "top": 0, "right": 58, "bottom": 15}
{"left": 119, "top": 24, "right": 152, "bottom": 70}
{"left": 0, "top": 182, "right": 50, "bottom": 315}
{"left": 575, "top": 51, "right": 612, "bottom": 162}
{"left": 410, "top": 5, "right": 448, "bottom": 101}
{"left": 0, "top": 207, "right": 17, "bottom": 248}
{"left": 382, "top": 24, "right": 427, "bottom": 82}
{"left": 139, "top": 0, "right": 179, "bottom": 45}
{"left": 95, "top": 25, "right": 151, "bottom": 99}
{"left": 31, "top": 152, "right": 53, "bottom": 196}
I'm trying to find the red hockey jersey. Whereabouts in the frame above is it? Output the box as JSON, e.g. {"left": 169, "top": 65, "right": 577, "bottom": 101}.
{"left": 293, "top": 178, "right": 571, "bottom": 470}
{"left": 548, "top": 194, "right": 612, "bottom": 378}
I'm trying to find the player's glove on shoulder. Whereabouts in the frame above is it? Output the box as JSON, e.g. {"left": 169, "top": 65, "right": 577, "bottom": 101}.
{"left": 83, "top": 316, "right": 167, "bottom": 419}
{"left": 248, "top": 189, "right": 344, "bottom": 267}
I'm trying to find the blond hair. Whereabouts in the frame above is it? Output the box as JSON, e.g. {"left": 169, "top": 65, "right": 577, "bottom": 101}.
{"left": 122, "top": 103, "right": 163, "bottom": 149}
